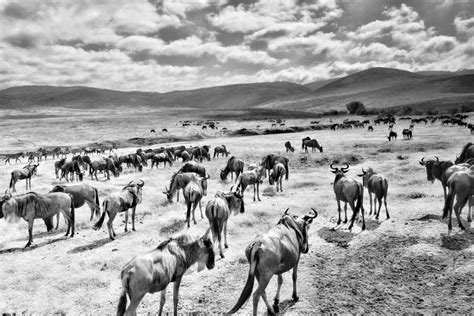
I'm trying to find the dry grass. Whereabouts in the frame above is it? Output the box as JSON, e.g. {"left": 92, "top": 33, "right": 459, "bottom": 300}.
{"left": 0, "top": 113, "right": 473, "bottom": 314}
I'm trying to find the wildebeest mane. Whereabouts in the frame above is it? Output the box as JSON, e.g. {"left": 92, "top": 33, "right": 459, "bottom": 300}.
{"left": 278, "top": 215, "right": 305, "bottom": 248}
{"left": 169, "top": 171, "right": 179, "bottom": 188}
{"left": 457, "top": 142, "right": 473, "bottom": 163}
{"left": 14, "top": 192, "right": 49, "bottom": 219}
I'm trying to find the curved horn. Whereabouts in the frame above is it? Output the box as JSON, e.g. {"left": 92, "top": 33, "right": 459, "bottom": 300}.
{"left": 310, "top": 208, "right": 318, "bottom": 218}
{"left": 202, "top": 227, "right": 211, "bottom": 240}
{"left": 284, "top": 208, "right": 289, "bottom": 215}
{"left": 434, "top": 156, "right": 439, "bottom": 163}
{"left": 138, "top": 179, "right": 145, "bottom": 187}
{"left": 341, "top": 163, "right": 350, "bottom": 171}
{"left": 361, "top": 167, "right": 365, "bottom": 174}
{"left": 329, "top": 162, "right": 337, "bottom": 171}
{"left": 206, "top": 173, "right": 210, "bottom": 179}
{"left": 229, "top": 185, "right": 234, "bottom": 192}
{"left": 419, "top": 157, "right": 425, "bottom": 165}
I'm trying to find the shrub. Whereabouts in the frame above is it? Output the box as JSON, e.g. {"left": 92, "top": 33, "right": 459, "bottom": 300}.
{"left": 346, "top": 101, "right": 366, "bottom": 115}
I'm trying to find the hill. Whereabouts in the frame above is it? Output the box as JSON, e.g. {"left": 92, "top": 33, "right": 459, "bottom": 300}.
{"left": 304, "top": 77, "right": 340, "bottom": 91}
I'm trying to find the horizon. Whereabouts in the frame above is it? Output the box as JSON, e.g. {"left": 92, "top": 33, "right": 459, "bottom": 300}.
{"left": 1, "top": 0, "right": 473, "bottom": 92}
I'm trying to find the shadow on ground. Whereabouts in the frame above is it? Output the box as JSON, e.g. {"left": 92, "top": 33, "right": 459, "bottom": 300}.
{"left": 318, "top": 227, "right": 354, "bottom": 248}
{"left": 68, "top": 236, "right": 115, "bottom": 254}
{"left": 0, "top": 236, "right": 69, "bottom": 254}
{"left": 440, "top": 231, "right": 474, "bottom": 250}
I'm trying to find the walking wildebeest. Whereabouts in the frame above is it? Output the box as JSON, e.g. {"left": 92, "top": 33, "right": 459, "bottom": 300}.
{"left": 84, "top": 156, "right": 119, "bottom": 180}
{"left": 117, "top": 230, "right": 215, "bottom": 316}
{"left": 387, "top": 131, "right": 397, "bottom": 141}
{"left": 0, "top": 191, "right": 75, "bottom": 247}
{"left": 358, "top": 168, "right": 389, "bottom": 219}
{"left": 205, "top": 189, "right": 244, "bottom": 258}
{"left": 228, "top": 209, "right": 317, "bottom": 315}
{"left": 213, "top": 145, "right": 230, "bottom": 158}
{"left": 269, "top": 162, "right": 287, "bottom": 192}
{"left": 455, "top": 143, "right": 474, "bottom": 164}
{"left": 183, "top": 176, "right": 207, "bottom": 228}
{"left": 2, "top": 152, "right": 24, "bottom": 164}
{"left": 151, "top": 153, "right": 173, "bottom": 169}
{"left": 220, "top": 156, "right": 244, "bottom": 182}
{"left": 302, "top": 139, "right": 323, "bottom": 153}
{"left": 235, "top": 166, "right": 266, "bottom": 201}
{"left": 284, "top": 141, "right": 294, "bottom": 152}
{"left": 9, "top": 162, "right": 39, "bottom": 192}
{"left": 261, "top": 154, "right": 289, "bottom": 182}
{"left": 442, "top": 168, "right": 473, "bottom": 232}
{"left": 49, "top": 184, "right": 100, "bottom": 227}
{"left": 331, "top": 162, "right": 365, "bottom": 230}
{"left": 93, "top": 180, "right": 144, "bottom": 240}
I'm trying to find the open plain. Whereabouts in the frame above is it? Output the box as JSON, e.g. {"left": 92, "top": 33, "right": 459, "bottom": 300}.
{"left": 0, "top": 112, "right": 473, "bottom": 314}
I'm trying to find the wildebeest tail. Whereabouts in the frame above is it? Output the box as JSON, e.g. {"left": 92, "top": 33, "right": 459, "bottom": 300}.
{"left": 70, "top": 195, "right": 75, "bottom": 237}
{"left": 94, "top": 187, "right": 101, "bottom": 218}
{"left": 93, "top": 200, "right": 108, "bottom": 230}
{"left": 9, "top": 174, "right": 14, "bottom": 189}
{"left": 355, "top": 183, "right": 364, "bottom": 216}
{"left": 227, "top": 241, "right": 259, "bottom": 314}
{"left": 117, "top": 270, "right": 130, "bottom": 316}
{"left": 210, "top": 205, "right": 220, "bottom": 242}
{"left": 443, "top": 182, "right": 455, "bottom": 219}
{"left": 285, "top": 161, "right": 289, "bottom": 180}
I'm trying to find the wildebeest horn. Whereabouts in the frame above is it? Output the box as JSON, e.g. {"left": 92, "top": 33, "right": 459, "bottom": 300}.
{"left": 341, "top": 163, "right": 350, "bottom": 171}
{"left": 361, "top": 167, "right": 365, "bottom": 173}
{"left": 310, "top": 208, "right": 318, "bottom": 218}
{"left": 434, "top": 156, "right": 439, "bottom": 163}
{"left": 137, "top": 179, "right": 145, "bottom": 187}
{"left": 329, "top": 162, "right": 337, "bottom": 171}
{"left": 284, "top": 208, "right": 289, "bottom": 215}
{"left": 206, "top": 173, "right": 210, "bottom": 179}
{"left": 419, "top": 157, "right": 425, "bottom": 165}
{"left": 202, "top": 227, "right": 211, "bottom": 240}
{"left": 229, "top": 185, "right": 234, "bottom": 192}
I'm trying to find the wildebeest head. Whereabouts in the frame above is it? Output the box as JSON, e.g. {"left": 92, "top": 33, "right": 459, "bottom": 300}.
{"left": 419, "top": 156, "right": 438, "bottom": 182}
{"left": 200, "top": 174, "right": 210, "bottom": 196}
{"left": 269, "top": 171, "right": 275, "bottom": 185}
{"left": 357, "top": 167, "right": 375, "bottom": 186}
{"left": 197, "top": 228, "right": 215, "bottom": 271}
{"left": 220, "top": 168, "right": 228, "bottom": 181}
{"left": 330, "top": 162, "right": 349, "bottom": 178}
{"left": 279, "top": 208, "right": 317, "bottom": 254}
{"left": 225, "top": 187, "right": 245, "bottom": 214}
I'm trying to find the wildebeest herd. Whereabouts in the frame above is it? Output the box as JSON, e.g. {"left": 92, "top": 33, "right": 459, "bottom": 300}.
{"left": 0, "top": 124, "right": 473, "bottom": 314}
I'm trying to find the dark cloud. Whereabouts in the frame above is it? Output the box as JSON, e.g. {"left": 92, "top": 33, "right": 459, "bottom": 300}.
{"left": 2, "top": 2, "right": 34, "bottom": 19}
{"left": 4, "top": 31, "right": 44, "bottom": 48}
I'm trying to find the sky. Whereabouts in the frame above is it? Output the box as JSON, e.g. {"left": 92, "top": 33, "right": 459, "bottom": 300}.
{"left": 0, "top": 0, "right": 473, "bottom": 92}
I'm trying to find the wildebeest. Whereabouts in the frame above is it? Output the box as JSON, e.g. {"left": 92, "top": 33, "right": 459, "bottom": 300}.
{"left": 177, "top": 161, "right": 207, "bottom": 178}
{"left": 331, "top": 162, "right": 365, "bottom": 230}
{"left": 442, "top": 168, "right": 473, "bottom": 232}
{"left": 228, "top": 209, "right": 317, "bottom": 315}
{"left": 368, "top": 125, "right": 374, "bottom": 132}
{"left": 93, "top": 180, "right": 144, "bottom": 240}
{"left": 183, "top": 176, "right": 207, "bottom": 228}
{"left": 0, "top": 191, "right": 75, "bottom": 247}
{"left": 357, "top": 168, "right": 389, "bottom": 219}
{"left": 284, "top": 141, "right": 295, "bottom": 152}
{"left": 163, "top": 172, "right": 208, "bottom": 203}
{"left": 261, "top": 154, "right": 289, "bottom": 182}
{"left": 235, "top": 166, "right": 266, "bottom": 201}
{"left": 58, "top": 156, "right": 85, "bottom": 182}
{"left": 9, "top": 162, "right": 39, "bottom": 192}
{"left": 205, "top": 190, "right": 244, "bottom": 258}
{"left": 151, "top": 153, "right": 173, "bottom": 169}
{"left": 2, "top": 152, "right": 24, "bottom": 164}
{"left": 302, "top": 139, "right": 323, "bottom": 153}
{"left": 269, "top": 162, "right": 287, "bottom": 192}
{"left": 301, "top": 137, "right": 311, "bottom": 150}
{"left": 84, "top": 156, "right": 119, "bottom": 180}
{"left": 190, "top": 145, "right": 211, "bottom": 162}
{"left": 387, "top": 131, "right": 397, "bottom": 141}
{"left": 49, "top": 184, "right": 100, "bottom": 226}
{"left": 419, "top": 157, "right": 457, "bottom": 200}
{"left": 402, "top": 128, "right": 413, "bottom": 140}
{"left": 213, "top": 145, "right": 230, "bottom": 158}
{"left": 455, "top": 143, "right": 474, "bottom": 164}
{"left": 220, "top": 156, "right": 244, "bottom": 182}
{"left": 117, "top": 230, "right": 214, "bottom": 316}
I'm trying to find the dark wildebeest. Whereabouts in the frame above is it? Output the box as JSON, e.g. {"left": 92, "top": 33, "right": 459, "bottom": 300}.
{"left": 213, "top": 145, "right": 230, "bottom": 158}
{"left": 2, "top": 152, "right": 24, "bottom": 164}
{"left": 183, "top": 176, "right": 206, "bottom": 228}
{"left": 162, "top": 128, "right": 168, "bottom": 132}
{"left": 177, "top": 161, "right": 207, "bottom": 178}
{"left": 387, "top": 131, "right": 397, "bottom": 141}
{"left": 331, "top": 162, "right": 365, "bottom": 231}
{"left": 419, "top": 157, "right": 458, "bottom": 200}
{"left": 303, "top": 139, "right": 323, "bottom": 153}
{"left": 49, "top": 184, "right": 100, "bottom": 227}
{"left": 59, "top": 157, "right": 85, "bottom": 182}
{"left": 455, "top": 143, "right": 474, "bottom": 164}
{"left": 442, "top": 168, "right": 473, "bottom": 232}
{"left": 402, "top": 128, "right": 413, "bottom": 140}
{"left": 0, "top": 191, "right": 75, "bottom": 247}
{"left": 190, "top": 145, "right": 211, "bottom": 162}
{"left": 269, "top": 162, "right": 287, "bottom": 192}
{"left": 9, "top": 162, "right": 39, "bottom": 192}
{"left": 284, "top": 141, "right": 294, "bottom": 152}
{"left": 205, "top": 189, "right": 244, "bottom": 258}
{"left": 228, "top": 209, "right": 317, "bottom": 315}
{"left": 358, "top": 168, "right": 389, "bottom": 219}
{"left": 234, "top": 166, "right": 266, "bottom": 201}
{"left": 93, "top": 180, "right": 144, "bottom": 240}
{"left": 151, "top": 153, "right": 173, "bottom": 169}
{"left": 368, "top": 125, "right": 374, "bottom": 132}
{"left": 150, "top": 129, "right": 156, "bottom": 133}
{"left": 163, "top": 172, "right": 209, "bottom": 203}
{"left": 84, "top": 156, "right": 119, "bottom": 180}
{"left": 261, "top": 154, "right": 289, "bottom": 183}
{"left": 220, "top": 156, "right": 244, "bottom": 182}
{"left": 301, "top": 137, "right": 311, "bottom": 150}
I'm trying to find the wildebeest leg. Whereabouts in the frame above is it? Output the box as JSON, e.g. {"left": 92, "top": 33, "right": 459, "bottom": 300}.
{"left": 158, "top": 286, "right": 167, "bottom": 315}
{"left": 173, "top": 276, "right": 183, "bottom": 316}
{"left": 273, "top": 274, "right": 283, "bottom": 312}
{"left": 25, "top": 220, "right": 34, "bottom": 248}
{"left": 468, "top": 196, "right": 472, "bottom": 222}
{"left": 453, "top": 196, "right": 467, "bottom": 230}
{"left": 132, "top": 206, "right": 136, "bottom": 231}
{"left": 186, "top": 201, "right": 192, "bottom": 228}
{"left": 127, "top": 292, "right": 146, "bottom": 316}
{"left": 224, "top": 220, "right": 228, "bottom": 249}
{"left": 376, "top": 196, "right": 383, "bottom": 219}
{"left": 368, "top": 192, "right": 373, "bottom": 216}
{"left": 279, "top": 177, "right": 283, "bottom": 192}
{"left": 261, "top": 289, "right": 274, "bottom": 316}
{"left": 257, "top": 183, "right": 261, "bottom": 201}
{"left": 347, "top": 201, "right": 358, "bottom": 231}
{"left": 253, "top": 184, "right": 256, "bottom": 201}
{"left": 253, "top": 273, "right": 272, "bottom": 316}
{"left": 292, "top": 264, "right": 299, "bottom": 301}
{"left": 384, "top": 194, "right": 389, "bottom": 219}
{"left": 336, "top": 200, "right": 342, "bottom": 226}
{"left": 191, "top": 202, "right": 199, "bottom": 225}
{"left": 124, "top": 209, "right": 129, "bottom": 232}
{"left": 107, "top": 210, "right": 117, "bottom": 240}
{"left": 442, "top": 184, "right": 447, "bottom": 201}
{"left": 55, "top": 213, "right": 60, "bottom": 230}
{"left": 343, "top": 202, "right": 348, "bottom": 223}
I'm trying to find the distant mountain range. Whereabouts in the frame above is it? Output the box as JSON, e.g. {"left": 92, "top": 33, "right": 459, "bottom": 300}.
{"left": 1, "top": 67, "right": 473, "bottom": 114}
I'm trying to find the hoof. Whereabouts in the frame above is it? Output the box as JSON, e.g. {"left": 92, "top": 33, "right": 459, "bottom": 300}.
{"left": 220, "top": 253, "right": 225, "bottom": 259}
{"left": 267, "top": 308, "right": 276, "bottom": 316}
{"left": 132, "top": 228, "right": 136, "bottom": 231}
{"left": 273, "top": 304, "right": 279, "bottom": 313}
{"left": 293, "top": 295, "right": 299, "bottom": 302}
{"left": 343, "top": 219, "right": 348, "bottom": 224}
{"left": 124, "top": 228, "right": 128, "bottom": 232}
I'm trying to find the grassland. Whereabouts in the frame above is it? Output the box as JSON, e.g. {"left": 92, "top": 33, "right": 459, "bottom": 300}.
{"left": 0, "top": 113, "right": 473, "bottom": 314}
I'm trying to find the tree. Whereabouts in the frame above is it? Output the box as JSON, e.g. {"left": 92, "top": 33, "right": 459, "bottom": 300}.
{"left": 346, "top": 101, "right": 366, "bottom": 115}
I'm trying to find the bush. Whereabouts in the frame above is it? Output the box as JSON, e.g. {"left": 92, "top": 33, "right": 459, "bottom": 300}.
{"left": 346, "top": 101, "right": 366, "bottom": 115}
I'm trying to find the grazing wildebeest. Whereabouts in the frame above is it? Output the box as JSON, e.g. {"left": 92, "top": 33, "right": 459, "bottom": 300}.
{"left": 151, "top": 153, "right": 173, "bottom": 169}
{"left": 163, "top": 172, "right": 208, "bottom": 203}
{"left": 213, "top": 145, "right": 230, "bottom": 158}
{"left": 269, "top": 162, "right": 287, "bottom": 192}
{"left": 303, "top": 139, "right": 323, "bottom": 153}
{"left": 205, "top": 190, "right": 244, "bottom": 258}
{"left": 442, "top": 168, "right": 473, "bottom": 232}
{"left": 117, "top": 230, "right": 214, "bottom": 316}
{"left": 331, "top": 162, "right": 365, "bottom": 231}
{"left": 261, "top": 154, "right": 289, "bottom": 183}
{"left": 220, "top": 156, "right": 244, "bottom": 182}
{"left": 455, "top": 143, "right": 474, "bottom": 164}
{"left": 84, "top": 156, "right": 119, "bottom": 180}
{"left": 150, "top": 129, "right": 156, "bottom": 133}
{"left": 357, "top": 168, "right": 389, "bottom": 219}
{"left": 0, "top": 191, "right": 75, "bottom": 247}
{"left": 301, "top": 137, "right": 311, "bottom": 150}
{"left": 235, "top": 166, "right": 266, "bottom": 201}
{"left": 228, "top": 209, "right": 317, "bottom": 315}
{"left": 190, "top": 145, "right": 211, "bottom": 162}
{"left": 93, "top": 180, "right": 144, "bottom": 240}
{"left": 183, "top": 177, "right": 207, "bottom": 228}
{"left": 2, "top": 152, "right": 24, "bottom": 164}
{"left": 368, "top": 125, "right": 374, "bottom": 132}
{"left": 9, "top": 162, "right": 39, "bottom": 192}
{"left": 284, "top": 141, "right": 294, "bottom": 152}
{"left": 59, "top": 159, "right": 85, "bottom": 182}
{"left": 402, "top": 128, "right": 413, "bottom": 140}
{"left": 49, "top": 184, "right": 100, "bottom": 227}
{"left": 387, "top": 131, "right": 397, "bottom": 141}
{"left": 177, "top": 161, "right": 207, "bottom": 178}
